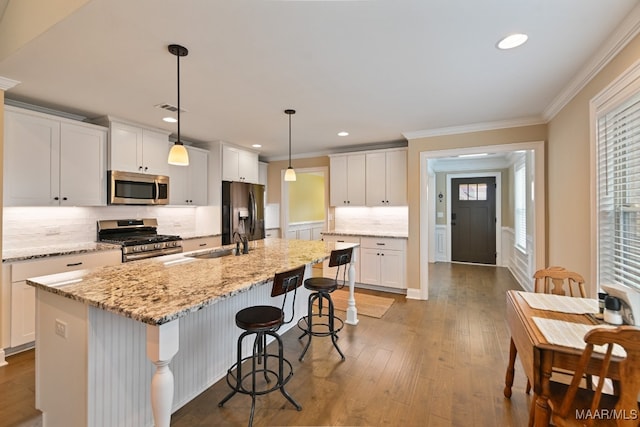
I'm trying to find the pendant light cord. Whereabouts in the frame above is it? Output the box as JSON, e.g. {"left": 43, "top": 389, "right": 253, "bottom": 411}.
{"left": 177, "top": 50, "right": 181, "bottom": 145}
{"left": 288, "top": 113, "right": 292, "bottom": 168}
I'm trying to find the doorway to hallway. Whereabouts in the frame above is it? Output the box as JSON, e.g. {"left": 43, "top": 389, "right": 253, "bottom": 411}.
{"left": 451, "top": 176, "right": 496, "bottom": 264}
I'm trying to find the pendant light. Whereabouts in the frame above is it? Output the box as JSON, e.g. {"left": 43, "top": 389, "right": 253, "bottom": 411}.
{"left": 284, "top": 109, "right": 296, "bottom": 181}
{"left": 167, "top": 44, "right": 189, "bottom": 166}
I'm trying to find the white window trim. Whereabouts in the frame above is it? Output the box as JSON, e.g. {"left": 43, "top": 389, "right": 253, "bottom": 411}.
{"left": 590, "top": 58, "right": 640, "bottom": 297}
{"left": 514, "top": 157, "right": 527, "bottom": 254}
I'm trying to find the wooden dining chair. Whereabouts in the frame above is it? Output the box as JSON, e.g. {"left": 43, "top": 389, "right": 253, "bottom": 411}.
{"left": 504, "top": 266, "right": 592, "bottom": 426}
{"left": 534, "top": 266, "right": 587, "bottom": 298}
{"left": 548, "top": 326, "right": 640, "bottom": 427}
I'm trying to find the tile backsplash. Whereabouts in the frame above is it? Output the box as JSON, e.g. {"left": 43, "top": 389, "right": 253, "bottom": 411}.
{"left": 332, "top": 206, "right": 408, "bottom": 235}
{"left": 2, "top": 206, "right": 220, "bottom": 251}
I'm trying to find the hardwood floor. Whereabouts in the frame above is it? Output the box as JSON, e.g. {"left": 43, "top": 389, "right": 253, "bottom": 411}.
{"left": 0, "top": 349, "right": 41, "bottom": 427}
{"left": 172, "top": 262, "right": 533, "bottom": 426}
{"left": 0, "top": 263, "right": 533, "bottom": 426}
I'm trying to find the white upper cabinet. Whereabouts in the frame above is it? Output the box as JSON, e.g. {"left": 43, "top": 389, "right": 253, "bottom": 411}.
{"left": 222, "top": 145, "right": 259, "bottom": 183}
{"left": 170, "top": 145, "right": 209, "bottom": 205}
{"left": 365, "top": 149, "right": 407, "bottom": 206}
{"left": 4, "top": 106, "right": 106, "bottom": 206}
{"left": 102, "top": 119, "right": 170, "bottom": 176}
{"left": 329, "top": 153, "right": 366, "bottom": 206}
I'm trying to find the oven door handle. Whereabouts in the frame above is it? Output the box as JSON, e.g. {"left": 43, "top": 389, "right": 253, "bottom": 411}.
{"left": 123, "top": 246, "right": 183, "bottom": 262}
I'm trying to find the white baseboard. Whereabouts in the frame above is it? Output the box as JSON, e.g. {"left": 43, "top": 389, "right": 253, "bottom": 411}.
{"left": 406, "top": 287, "right": 428, "bottom": 300}
{"left": 0, "top": 349, "right": 7, "bottom": 367}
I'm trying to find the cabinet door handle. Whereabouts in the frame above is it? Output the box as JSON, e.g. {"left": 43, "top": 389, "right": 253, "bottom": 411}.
{"left": 63, "top": 197, "right": 68, "bottom": 201}
{"left": 337, "top": 240, "right": 345, "bottom": 242}
{"left": 54, "top": 197, "right": 59, "bottom": 201}
{"left": 199, "top": 243, "right": 207, "bottom": 247}
{"left": 376, "top": 243, "right": 385, "bottom": 246}
{"left": 144, "top": 166, "right": 148, "bottom": 172}
{"left": 139, "top": 166, "right": 143, "bottom": 171}
{"left": 66, "top": 262, "right": 83, "bottom": 267}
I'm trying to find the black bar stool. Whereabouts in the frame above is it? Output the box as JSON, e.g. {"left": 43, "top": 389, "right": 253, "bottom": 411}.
{"left": 297, "top": 247, "right": 353, "bottom": 361}
{"left": 218, "top": 265, "right": 305, "bottom": 427}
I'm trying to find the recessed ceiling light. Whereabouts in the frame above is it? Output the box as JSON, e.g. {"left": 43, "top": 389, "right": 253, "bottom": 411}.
{"left": 497, "top": 33, "right": 528, "bottom": 50}
{"left": 163, "top": 117, "right": 177, "bottom": 123}
{"left": 338, "top": 131, "right": 349, "bottom": 137}
{"left": 252, "top": 144, "right": 262, "bottom": 148}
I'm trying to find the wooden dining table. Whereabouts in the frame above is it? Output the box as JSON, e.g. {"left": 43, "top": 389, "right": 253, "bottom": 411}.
{"left": 503, "top": 290, "right": 623, "bottom": 427}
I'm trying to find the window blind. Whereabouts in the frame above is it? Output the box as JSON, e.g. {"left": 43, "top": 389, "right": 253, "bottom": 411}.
{"left": 598, "top": 92, "right": 640, "bottom": 291}
{"left": 515, "top": 160, "right": 526, "bottom": 251}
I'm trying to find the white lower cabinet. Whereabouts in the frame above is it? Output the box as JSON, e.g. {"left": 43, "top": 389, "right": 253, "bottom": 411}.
{"left": 322, "top": 235, "right": 360, "bottom": 283}
{"left": 181, "top": 236, "right": 221, "bottom": 253}
{"left": 359, "top": 237, "right": 406, "bottom": 289}
{"left": 9, "top": 250, "right": 121, "bottom": 348}
{"left": 265, "top": 228, "right": 280, "bottom": 238}
{"left": 286, "top": 222, "right": 324, "bottom": 240}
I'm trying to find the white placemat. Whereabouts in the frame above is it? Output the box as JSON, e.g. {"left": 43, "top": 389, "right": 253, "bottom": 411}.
{"left": 518, "top": 291, "right": 599, "bottom": 314}
{"left": 532, "top": 317, "right": 626, "bottom": 357}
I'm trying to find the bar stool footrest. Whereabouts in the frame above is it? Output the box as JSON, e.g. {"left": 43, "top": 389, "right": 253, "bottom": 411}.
{"left": 297, "top": 314, "right": 344, "bottom": 337}
{"left": 223, "top": 353, "right": 295, "bottom": 397}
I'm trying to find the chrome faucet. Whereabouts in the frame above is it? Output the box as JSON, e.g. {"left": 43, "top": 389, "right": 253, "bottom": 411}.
{"left": 232, "top": 231, "right": 249, "bottom": 255}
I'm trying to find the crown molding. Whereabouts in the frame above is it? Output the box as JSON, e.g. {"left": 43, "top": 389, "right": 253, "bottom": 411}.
{"left": 543, "top": 3, "right": 640, "bottom": 121}
{"left": 0, "top": 76, "right": 20, "bottom": 91}
{"left": 402, "top": 116, "right": 545, "bottom": 140}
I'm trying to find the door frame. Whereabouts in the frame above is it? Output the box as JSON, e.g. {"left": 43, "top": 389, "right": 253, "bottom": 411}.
{"left": 447, "top": 172, "right": 501, "bottom": 265}
{"left": 280, "top": 166, "right": 329, "bottom": 238}
{"left": 416, "top": 141, "right": 545, "bottom": 301}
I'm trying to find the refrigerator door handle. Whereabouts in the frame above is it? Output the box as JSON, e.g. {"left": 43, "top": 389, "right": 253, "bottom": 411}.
{"left": 249, "top": 190, "right": 256, "bottom": 236}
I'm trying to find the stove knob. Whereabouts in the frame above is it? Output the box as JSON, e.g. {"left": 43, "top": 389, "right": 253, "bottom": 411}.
{"left": 155, "top": 243, "right": 162, "bottom": 249}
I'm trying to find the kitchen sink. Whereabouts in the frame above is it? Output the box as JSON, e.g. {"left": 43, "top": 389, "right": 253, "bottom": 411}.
{"left": 187, "top": 248, "right": 235, "bottom": 259}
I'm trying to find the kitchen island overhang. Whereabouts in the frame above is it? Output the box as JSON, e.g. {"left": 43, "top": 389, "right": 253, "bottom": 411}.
{"left": 27, "top": 238, "right": 359, "bottom": 427}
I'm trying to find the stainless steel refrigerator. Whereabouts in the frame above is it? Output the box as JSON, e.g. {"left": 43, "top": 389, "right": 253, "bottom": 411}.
{"left": 222, "top": 181, "right": 265, "bottom": 245}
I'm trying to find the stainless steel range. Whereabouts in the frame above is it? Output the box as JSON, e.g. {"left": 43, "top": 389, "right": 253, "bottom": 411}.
{"left": 97, "top": 218, "right": 182, "bottom": 262}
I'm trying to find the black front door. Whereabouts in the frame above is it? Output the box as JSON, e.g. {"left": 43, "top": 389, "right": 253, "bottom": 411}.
{"left": 451, "top": 177, "right": 496, "bottom": 264}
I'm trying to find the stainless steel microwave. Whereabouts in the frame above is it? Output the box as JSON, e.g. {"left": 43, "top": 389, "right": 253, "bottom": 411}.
{"left": 108, "top": 171, "right": 169, "bottom": 205}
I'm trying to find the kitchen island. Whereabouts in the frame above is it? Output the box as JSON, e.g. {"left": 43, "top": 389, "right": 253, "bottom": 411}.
{"left": 27, "top": 238, "right": 358, "bottom": 427}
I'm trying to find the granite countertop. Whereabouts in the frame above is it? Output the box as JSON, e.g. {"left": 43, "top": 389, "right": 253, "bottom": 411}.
{"left": 27, "top": 238, "right": 358, "bottom": 326}
{"left": 3, "top": 234, "right": 223, "bottom": 263}
{"left": 322, "top": 231, "right": 408, "bottom": 239}
{"left": 3, "top": 242, "right": 122, "bottom": 263}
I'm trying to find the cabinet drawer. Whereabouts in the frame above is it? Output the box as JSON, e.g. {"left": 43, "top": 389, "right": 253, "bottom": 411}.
{"left": 360, "top": 237, "right": 405, "bottom": 251}
{"left": 322, "top": 235, "right": 361, "bottom": 245}
{"left": 182, "top": 236, "right": 221, "bottom": 253}
{"left": 12, "top": 250, "right": 121, "bottom": 281}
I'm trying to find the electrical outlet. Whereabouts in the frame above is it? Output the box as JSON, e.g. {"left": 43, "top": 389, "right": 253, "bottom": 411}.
{"left": 55, "top": 319, "right": 68, "bottom": 338}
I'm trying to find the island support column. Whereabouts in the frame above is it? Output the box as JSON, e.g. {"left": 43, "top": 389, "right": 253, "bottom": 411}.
{"left": 345, "top": 261, "right": 358, "bottom": 325}
{"left": 146, "top": 320, "right": 179, "bottom": 427}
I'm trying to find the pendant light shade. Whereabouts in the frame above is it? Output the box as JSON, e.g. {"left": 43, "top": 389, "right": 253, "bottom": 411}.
{"left": 167, "top": 44, "right": 189, "bottom": 166}
{"left": 284, "top": 109, "right": 296, "bottom": 182}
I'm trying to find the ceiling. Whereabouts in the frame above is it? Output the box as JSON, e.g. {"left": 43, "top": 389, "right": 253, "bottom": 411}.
{"left": 0, "top": 0, "right": 639, "bottom": 161}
